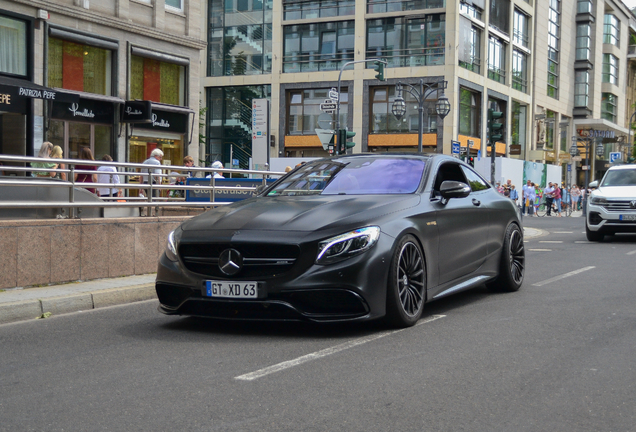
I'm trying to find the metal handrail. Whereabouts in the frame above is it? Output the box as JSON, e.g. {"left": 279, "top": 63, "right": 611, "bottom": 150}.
{"left": 0, "top": 154, "right": 284, "bottom": 218}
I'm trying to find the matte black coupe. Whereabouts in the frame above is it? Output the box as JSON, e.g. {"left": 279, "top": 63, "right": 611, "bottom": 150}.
{"left": 156, "top": 154, "right": 524, "bottom": 327}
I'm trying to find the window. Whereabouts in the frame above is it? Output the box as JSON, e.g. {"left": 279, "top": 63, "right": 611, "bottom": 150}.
{"left": 284, "top": 21, "right": 354, "bottom": 72}
{"left": 489, "top": 0, "right": 510, "bottom": 35}
{"left": 207, "top": 0, "right": 273, "bottom": 77}
{"left": 366, "top": 15, "right": 446, "bottom": 68}
{"left": 574, "top": 71, "right": 589, "bottom": 107}
{"left": 370, "top": 86, "right": 417, "bottom": 134}
{"left": 512, "top": 50, "right": 527, "bottom": 92}
{"left": 367, "top": 0, "right": 445, "bottom": 14}
{"left": 0, "top": 15, "right": 27, "bottom": 76}
{"left": 166, "top": 0, "right": 183, "bottom": 11}
{"left": 511, "top": 101, "right": 527, "bottom": 152}
{"left": 284, "top": 0, "right": 354, "bottom": 20}
{"left": 288, "top": 88, "right": 348, "bottom": 135}
{"left": 577, "top": 0, "right": 592, "bottom": 13}
{"left": 547, "top": 0, "right": 560, "bottom": 99}
{"left": 460, "top": 165, "right": 490, "bottom": 191}
{"left": 601, "top": 93, "right": 617, "bottom": 123}
{"left": 513, "top": 9, "right": 529, "bottom": 48}
{"left": 458, "top": 17, "right": 481, "bottom": 73}
{"left": 488, "top": 35, "right": 506, "bottom": 84}
{"left": 602, "top": 54, "right": 619, "bottom": 85}
{"left": 130, "top": 55, "right": 185, "bottom": 105}
{"left": 459, "top": 1, "right": 482, "bottom": 20}
{"left": 575, "top": 24, "right": 591, "bottom": 61}
{"left": 48, "top": 38, "right": 113, "bottom": 95}
{"left": 458, "top": 87, "right": 480, "bottom": 138}
{"left": 603, "top": 14, "right": 619, "bottom": 46}
{"left": 545, "top": 110, "right": 555, "bottom": 150}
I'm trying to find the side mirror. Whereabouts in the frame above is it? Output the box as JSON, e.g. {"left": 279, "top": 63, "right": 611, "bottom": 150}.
{"left": 440, "top": 180, "right": 471, "bottom": 200}
{"left": 588, "top": 180, "right": 598, "bottom": 189}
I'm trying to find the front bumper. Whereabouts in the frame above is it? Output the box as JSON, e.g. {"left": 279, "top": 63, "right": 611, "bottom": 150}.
{"left": 586, "top": 203, "right": 636, "bottom": 234}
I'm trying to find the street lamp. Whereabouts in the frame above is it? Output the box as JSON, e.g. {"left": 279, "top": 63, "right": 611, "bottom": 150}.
{"left": 391, "top": 79, "right": 449, "bottom": 153}
{"left": 596, "top": 142, "right": 605, "bottom": 157}
{"left": 569, "top": 136, "right": 578, "bottom": 157}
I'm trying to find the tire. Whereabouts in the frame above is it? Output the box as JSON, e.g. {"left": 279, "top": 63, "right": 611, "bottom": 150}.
{"left": 536, "top": 201, "right": 547, "bottom": 217}
{"left": 585, "top": 222, "right": 604, "bottom": 242}
{"left": 385, "top": 235, "right": 426, "bottom": 328}
{"left": 487, "top": 224, "right": 525, "bottom": 292}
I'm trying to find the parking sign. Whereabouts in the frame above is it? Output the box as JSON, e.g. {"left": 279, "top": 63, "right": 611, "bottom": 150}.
{"left": 609, "top": 152, "right": 621, "bottom": 163}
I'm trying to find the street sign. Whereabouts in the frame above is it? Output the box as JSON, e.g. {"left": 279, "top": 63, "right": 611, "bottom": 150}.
{"left": 572, "top": 156, "right": 582, "bottom": 162}
{"left": 609, "top": 152, "right": 621, "bottom": 163}
{"left": 329, "top": 88, "right": 339, "bottom": 100}
{"left": 567, "top": 164, "right": 571, "bottom": 172}
{"left": 320, "top": 99, "right": 337, "bottom": 113}
{"left": 315, "top": 128, "right": 335, "bottom": 150}
{"left": 582, "top": 165, "right": 590, "bottom": 170}
{"left": 317, "top": 113, "right": 334, "bottom": 129}
{"left": 460, "top": 146, "right": 467, "bottom": 154}
{"left": 509, "top": 144, "right": 521, "bottom": 155}
{"left": 451, "top": 140, "right": 460, "bottom": 155}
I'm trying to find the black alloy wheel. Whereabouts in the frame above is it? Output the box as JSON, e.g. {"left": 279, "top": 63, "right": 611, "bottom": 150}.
{"left": 386, "top": 235, "right": 426, "bottom": 328}
{"left": 487, "top": 224, "right": 525, "bottom": 292}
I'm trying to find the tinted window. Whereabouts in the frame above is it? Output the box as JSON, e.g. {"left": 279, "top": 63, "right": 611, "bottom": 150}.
{"left": 601, "top": 169, "right": 636, "bottom": 187}
{"left": 461, "top": 166, "right": 490, "bottom": 191}
{"left": 267, "top": 158, "right": 426, "bottom": 196}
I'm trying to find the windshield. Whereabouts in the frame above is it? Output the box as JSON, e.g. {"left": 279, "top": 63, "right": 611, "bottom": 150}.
{"left": 600, "top": 169, "right": 636, "bottom": 187}
{"left": 267, "top": 158, "right": 426, "bottom": 196}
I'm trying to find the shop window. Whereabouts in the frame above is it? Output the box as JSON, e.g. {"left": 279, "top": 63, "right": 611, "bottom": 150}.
{"left": 0, "top": 15, "right": 27, "bottom": 76}
{"left": 48, "top": 38, "right": 112, "bottom": 95}
{"left": 370, "top": 85, "right": 439, "bottom": 134}
{"left": 511, "top": 101, "right": 527, "bottom": 153}
{"left": 288, "top": 88, "right": 348, "bottom": 135}
{"left": 458, "top": 87, "right": 480, "bottom": 138}
{"left": 130, "top": 55, "right": 184, "bottom": 105}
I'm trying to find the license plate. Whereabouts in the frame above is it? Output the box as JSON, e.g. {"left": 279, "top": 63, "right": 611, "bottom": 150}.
{"left": 620, "top": 214, "right": 636, "bottom": 221}
{"left": 205, "top": 281, "right": 258, "bottom": 298}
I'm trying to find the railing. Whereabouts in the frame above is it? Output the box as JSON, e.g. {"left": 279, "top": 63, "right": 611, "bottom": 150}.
{"left": 0, "top": 154, "right": 284, "bottom": 218}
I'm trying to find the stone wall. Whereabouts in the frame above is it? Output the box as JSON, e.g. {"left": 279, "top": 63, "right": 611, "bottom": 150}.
{"left": 0, "top": 216, "right": 191, "bottom": 290}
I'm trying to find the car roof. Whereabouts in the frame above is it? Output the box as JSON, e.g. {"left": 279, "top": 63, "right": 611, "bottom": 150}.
{"left": 606, "top": 164, "right": 636, "bottom": 171}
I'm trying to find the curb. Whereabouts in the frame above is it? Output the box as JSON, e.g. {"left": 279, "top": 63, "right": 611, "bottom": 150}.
{"left": 0, "top": 283, "right": 157, "bottom": 325}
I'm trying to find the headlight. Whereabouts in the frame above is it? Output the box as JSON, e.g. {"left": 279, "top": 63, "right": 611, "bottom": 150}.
{"left": 165, "top": 227, "right": 182, "bottom": 262}
{"left": 590, "top": 196, "right": 607, "bottom": 205}
{"left": 316, "top": 226, "right": 381, "bottom": 265}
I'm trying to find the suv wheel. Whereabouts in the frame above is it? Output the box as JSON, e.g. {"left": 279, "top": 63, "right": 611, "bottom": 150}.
{"left": 585, "top": 221, "right": 604, "bottom": 242}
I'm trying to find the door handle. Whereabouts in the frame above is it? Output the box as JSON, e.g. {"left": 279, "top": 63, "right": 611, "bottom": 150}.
{"left": 472, "top": 199, "right": 481, "bottom": 206}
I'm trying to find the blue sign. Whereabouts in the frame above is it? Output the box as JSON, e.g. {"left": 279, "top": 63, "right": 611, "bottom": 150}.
{"left": 451, "top": 140, "right": 460, "bottom": 155}
{"left": 567, "top": 164, "right": 571, "bottom": 172}
{"left": 185, "top": 178, "right": 275, "bottom": 202}
{"left": 609, "top": 152, "right": 621, "bottom": 163}
{"left": 477, "top": 150, "right": 481, "bottom": 161}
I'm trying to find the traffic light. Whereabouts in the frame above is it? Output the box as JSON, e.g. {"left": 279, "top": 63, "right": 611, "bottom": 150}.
{"left": 373, "top": 61, "right": 385, "bottom": 81}
{"left": 467, "top": 156, "right": 475, "bottom": 167}
{"left": 487, "top": 108, "right": 505, "bottom": 144}
{"left": 337, "top": 128, "right": 357, "bottom": 155}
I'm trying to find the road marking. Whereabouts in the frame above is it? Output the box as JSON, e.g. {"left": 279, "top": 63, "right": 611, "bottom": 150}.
{"left": 528, "top": 249, "right": 552, "bottom": 251}
{"left": 532, "top": 266, "right": 595, "bottom": 287}
{"left": 234, "top": 314, "right": 446, "bottom": 381}
{"left": 539, "top": 241, "right": 563, "bottom": 243}
{"left": 574, "top": 241, "right": 591, "bottom": 244}
{"left": 627, "top": 250, "right": 636, "bottom": 255}
{"left": 553, "top": 231, "right": 573, "bottom": 234}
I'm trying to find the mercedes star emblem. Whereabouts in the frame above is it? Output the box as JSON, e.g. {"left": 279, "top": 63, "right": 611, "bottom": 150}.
{"left": 218, "top": 248, "right": 243, "bottom": 276}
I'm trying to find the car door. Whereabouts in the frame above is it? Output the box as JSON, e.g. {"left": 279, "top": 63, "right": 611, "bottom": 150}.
{"left": 433, "top": 162, "right": 490, "bottom": 285}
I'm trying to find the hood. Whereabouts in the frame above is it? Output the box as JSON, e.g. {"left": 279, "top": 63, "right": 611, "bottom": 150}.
{"left": 181, "top": 194, "right": 420, "bottom": 233}
{"left": 593, "top": 186, "right": 636, "bottom": 199}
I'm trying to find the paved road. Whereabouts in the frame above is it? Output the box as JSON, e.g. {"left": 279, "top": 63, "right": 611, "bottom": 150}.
{"left": 1, "top": 217, "right": 635, "bottom": 431}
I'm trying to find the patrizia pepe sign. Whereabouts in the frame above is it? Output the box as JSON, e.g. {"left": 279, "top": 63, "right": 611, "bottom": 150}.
{"left": 51, "top": 99, "right": 114, "bottom": 124}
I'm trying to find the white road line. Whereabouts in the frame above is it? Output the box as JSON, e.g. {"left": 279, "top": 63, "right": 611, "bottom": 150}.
{"left": 234, "top": 314, "right": 446, "bottom": 381}
{"left": 574, "top": 241, "right": 591, "bottom": 244}
{"left": 627, "top": 250, "right": 636, "bottom": 255}
{"left": 528, "top": 249, "right": 552, "bottom": 252}
{"left": 532, "top": 266, "right": 595, "bottom": 287}
{"left": 553, "top": 231, "right": 573, "bottom": 234}
{"left": 539, "top": 241, "right": 563, "bottom": 243}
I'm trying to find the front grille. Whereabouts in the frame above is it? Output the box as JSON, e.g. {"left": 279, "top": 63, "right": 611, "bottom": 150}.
{"left": 179, "top": 243, "right": 301, "bottom": 279}
{"left": 599, "top": 200, "right": 636, "bottom": 211}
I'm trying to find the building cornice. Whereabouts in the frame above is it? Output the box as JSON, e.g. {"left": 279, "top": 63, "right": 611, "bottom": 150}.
{"left": 13, "top": 0, "right": 207, "bottom": 51}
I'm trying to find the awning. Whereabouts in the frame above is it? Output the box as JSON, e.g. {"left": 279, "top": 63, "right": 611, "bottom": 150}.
{"left": 0, "top": 76, "right": 79, "bottom": 104}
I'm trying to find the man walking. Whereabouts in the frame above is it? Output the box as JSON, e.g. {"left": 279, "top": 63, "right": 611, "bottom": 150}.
{"left": 544, "top": 182, "right": 556, "bottom": 216}
{"left": 522, "top": 179, "right": 534, "bottom": 215}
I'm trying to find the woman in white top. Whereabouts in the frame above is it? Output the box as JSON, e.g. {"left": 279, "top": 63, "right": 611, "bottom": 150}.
{"left": 96, "top": 154, "right": 122, "bottom": 198}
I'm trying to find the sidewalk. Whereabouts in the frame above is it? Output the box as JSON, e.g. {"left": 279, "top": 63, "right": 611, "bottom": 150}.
{"left": 0, "top": 274, "right": 157, "bottom": 325}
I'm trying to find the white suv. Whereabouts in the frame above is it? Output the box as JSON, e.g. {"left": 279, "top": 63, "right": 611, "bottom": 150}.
{"left": 586, "top": 165, "right": 636, "bottom": 241}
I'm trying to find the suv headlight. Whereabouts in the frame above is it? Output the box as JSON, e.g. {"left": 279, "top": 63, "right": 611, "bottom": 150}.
{"left": 590, "top": 196, "right": 607, "bottom": 205}
{"left": 316, "top": 226, "right": 381, "bottom": 265}
{"left": 165, "top": 227, "right": 182, "bottom": 262}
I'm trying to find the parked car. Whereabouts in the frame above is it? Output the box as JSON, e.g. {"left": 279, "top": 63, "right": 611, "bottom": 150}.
{"left": 586, "top": 164, "right": 636, "bottom": 242}
{"left": 155, "top": 154, "right": 524, "bottom": 328}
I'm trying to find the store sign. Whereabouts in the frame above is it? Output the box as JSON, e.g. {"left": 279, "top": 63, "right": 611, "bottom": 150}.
{"left": 0, "top": 90, "right": 26, "bottom": 113}
{"left": 135, "top": 109, "right": 188, "bottom": 134}
{"left": 185, "top": 178, "right": 275, "bottom": 202}
{"left": 50, "top": 99, "right": 114, "bottom": 124}
{"left": 122, "top": 100, "right": 152, "bottom": 123}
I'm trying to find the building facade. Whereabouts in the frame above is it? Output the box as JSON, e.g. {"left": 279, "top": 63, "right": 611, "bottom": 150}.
{"left": 202, "top": 0, "right": 636, "bottom": 185}
{"left": 0, "top": 0, "right": 206, "bottom": 172}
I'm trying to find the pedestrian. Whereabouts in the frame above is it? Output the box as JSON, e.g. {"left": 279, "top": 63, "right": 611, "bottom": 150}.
{"left": 96, "top": 154, "right": 122, "bottom": 198}
{"left": 571, "top": 184, "right": 581, "bottom": 210}
{"left": 206, "top": 160, "right": 225, "bottom": 179}
{"left": 544, "top": 182, "right": 555, "bottom": 216}
{"left": 553, "top": 183, "right": 562, "bottom": 216}
{"left": 142, "top": 148, "right": 164, "bottom": 198}
{"left": 522, "top": 180, "right": 534, "bottom": 215}
{"left": 171, "top": 155, "right": 195, "bottom": 198}
{"left": 50, "top": 145, "right": 66, "bottom": 180}
{"left": 31, "top": 142, "right": 57, "bottom": 178}
{"left": 74, "top": 147, "right": 97, "bottom": 194}
{"left": 509, "top": 184, "right": 519, "bottom": 206}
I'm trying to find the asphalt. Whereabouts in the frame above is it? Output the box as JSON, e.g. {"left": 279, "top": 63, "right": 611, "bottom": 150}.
{"left": 0, "top": 211, "right": 581, "bottom": 325}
